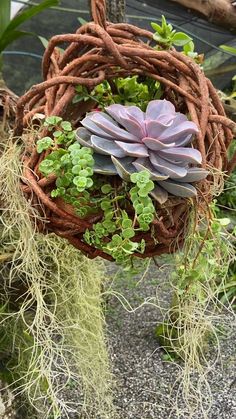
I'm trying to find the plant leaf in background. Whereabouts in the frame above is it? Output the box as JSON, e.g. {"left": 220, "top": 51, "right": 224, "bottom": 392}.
{"left": 0, "top": 0, "right": 59, "bottom": 70}
{"left": 0, "top": 0, "right": 11, "bottom": 38}
{"left": 151, "top": 16, "right": 192, "bottom": 48}
{"left": 38, "top": 35, "right": 49, "bottom": 49}
{"left": 78, "top": 17, "right": 87, "bottom": 26}
{"left": 0, "top": 29, "right": 34, "bottom": 52}
{"left": 171, "top": 32, "right": 193, "bottom": 47}
{"left": 39, "top": 35, "right": 65, "bottom": 55}
{"left": 220, "top": 45, "right": 236, "bottom": 55}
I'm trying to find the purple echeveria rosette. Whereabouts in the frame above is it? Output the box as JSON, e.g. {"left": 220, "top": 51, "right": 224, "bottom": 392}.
{"left": 76, "top": 99, "right": 208, "bottom": 204}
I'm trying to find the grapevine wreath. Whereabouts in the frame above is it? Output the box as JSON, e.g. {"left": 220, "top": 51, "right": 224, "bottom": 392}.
{"left": 15, "top": 0, "right": 236, "bottom": 263}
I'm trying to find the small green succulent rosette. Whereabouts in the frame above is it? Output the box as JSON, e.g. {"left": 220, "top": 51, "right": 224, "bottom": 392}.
{"left": 76, "top": 99, "right": 208, "bottom": 204}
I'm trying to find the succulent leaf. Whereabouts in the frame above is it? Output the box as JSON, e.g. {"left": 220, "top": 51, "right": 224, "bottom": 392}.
{"left": 81, "top": 115, "right": 114, "bottom": 139}
{"left": 111, "top": 156, "right": 136, "bottom": 181}
{"left": 91, "top": 113, "right": 138, "bottom": 142}
{"left": 159, "top": 147, "right": 202, "bottom": 164}
{"left": 158, "top": 179, "right": 197, "bottom": 197}
{"left": 116, "top": 115, "right": 145, "bottom": 139}
{"left": 79, "top": 99, "right": 206, "bottom": 200}
{"left": 126, "top": 106, "right": 145, "bottom": 124}
{"left": 76, "top": 127, "right": 93, "bottom": 148}
{"left": 93, "top": 154, "right": 117, "bottom": 175}
{"left": 133, "top": 158, "right": 168, "bottom": 181}
{"left": 158, "top": 121, "right": 199, "bottom": 143}
{"left": 91, "top": 135, "right": 126, "bottom": 158}
{"left": 115, "top": 141, "right": 149, "bottom": 157}
{"left": 150, "top": 184, "right": 169, "bottom": 204}
{"left": 146, "top": 99, "right": 175, "bottom": 119}
{"left": 145, "top": 119, "right": 172, "bottom": 138}
{"left": 150, "top": 152, "right": 188, "bottom": 178}
{"left": 142, "top": 137, "right": 175, "bottom": 151}
{"left": 106, "top": 104, "right": 145, "bottom": 127}
{"left": 178, "top": 168, "right": 209, "bottom": 183}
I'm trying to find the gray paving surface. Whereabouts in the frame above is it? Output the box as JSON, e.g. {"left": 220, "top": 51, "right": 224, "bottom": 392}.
{"left": 105, "top": 261, "right": 236, "bottom": 419}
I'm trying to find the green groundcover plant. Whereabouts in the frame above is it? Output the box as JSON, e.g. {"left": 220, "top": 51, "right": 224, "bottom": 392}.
{"left": 37, "top": 95, "right": 207, "bottom": 266}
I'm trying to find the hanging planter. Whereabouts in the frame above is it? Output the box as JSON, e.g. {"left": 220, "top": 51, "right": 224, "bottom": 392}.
{"left": 15, "top": 0, "right": 236, "bottom": 264}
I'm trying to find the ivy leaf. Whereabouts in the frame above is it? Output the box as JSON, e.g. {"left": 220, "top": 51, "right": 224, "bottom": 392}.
{"left": 56, "top": 176, "right": 71, "bottom": 188}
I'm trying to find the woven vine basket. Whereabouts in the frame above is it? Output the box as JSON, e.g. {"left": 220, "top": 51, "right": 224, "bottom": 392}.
{"left": 15, "top": 0, "right": 236, "bottom": 261}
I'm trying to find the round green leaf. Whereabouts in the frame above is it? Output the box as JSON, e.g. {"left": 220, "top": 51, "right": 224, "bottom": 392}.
{"left": 73, "top": 176, "right": 87, "bottom": 188}
{"left": 60, "top": 121, "right": 72, "bottom": 131}
{"left": 72, "top": 165, "right": 82, "bottom": 174}
{"left": 45, "top": 116, "right": 62, "bottom": 125}
{"left": 172, "top": 32, "right": 192, "bottom": 46}
{"left": 122, "top": 228, "right": 135, "bottom": 239}
{"left": 122, "top": 218, "right": 133, "bottom": 229}
{"left": 36, "top": 137, "right": 53, "bottom": 153}
{"left": 101, "top": 184, "right": 113, "bottom": 194}
{"left": 86, "top": 178, "right": 93, "bottom": 188}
